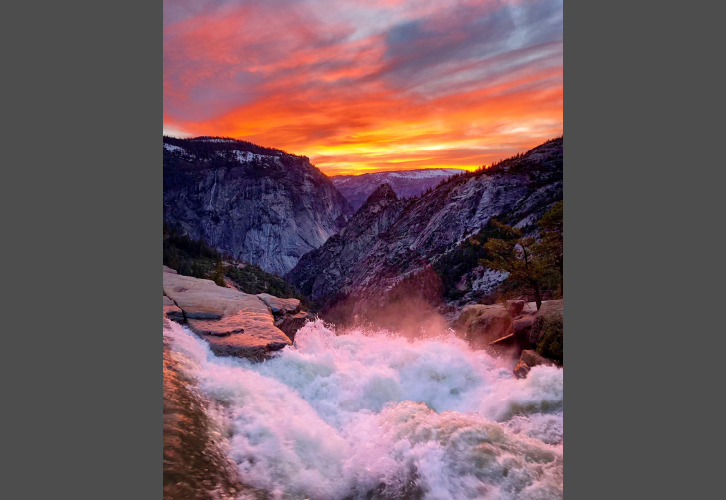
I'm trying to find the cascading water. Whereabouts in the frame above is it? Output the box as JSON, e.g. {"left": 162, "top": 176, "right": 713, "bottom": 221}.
{"left": 164, "top": 319, "right": 563, "bottom": 500}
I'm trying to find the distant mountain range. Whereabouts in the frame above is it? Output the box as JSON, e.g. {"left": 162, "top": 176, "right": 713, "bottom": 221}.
{"left": 163, "top": 135, "right": 563, "bottom": 319}
{"left": 331, "top": 168, "right": 466, "bottom": 210}
{"left": 163, "top": 136, "right": 353, "bottom": 275}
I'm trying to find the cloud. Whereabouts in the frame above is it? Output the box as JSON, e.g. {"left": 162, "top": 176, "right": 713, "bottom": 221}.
{"left": 163, "top": 0, "right": 563, "bottom": 175}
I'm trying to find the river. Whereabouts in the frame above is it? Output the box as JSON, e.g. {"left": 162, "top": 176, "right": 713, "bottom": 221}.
{"left": 163, "top": 318, "right": 563, "bottom": 500}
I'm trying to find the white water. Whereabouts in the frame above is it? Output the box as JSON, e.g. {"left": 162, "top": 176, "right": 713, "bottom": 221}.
{"left": 165, "top": 319, "right": 563, "bottom": 500}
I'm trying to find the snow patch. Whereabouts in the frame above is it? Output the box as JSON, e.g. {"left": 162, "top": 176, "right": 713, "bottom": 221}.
{"left": 163, "top": 143, "right": 185, "bottom": 153}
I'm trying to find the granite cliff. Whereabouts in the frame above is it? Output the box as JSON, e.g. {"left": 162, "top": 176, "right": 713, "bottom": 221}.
{"left": 163, "top": 137, "right": 353, "bottom": 276}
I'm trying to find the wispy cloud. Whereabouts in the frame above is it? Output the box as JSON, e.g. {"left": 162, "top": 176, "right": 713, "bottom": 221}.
{"left": 163, "top": 0, "right": 562, "bottom": 175}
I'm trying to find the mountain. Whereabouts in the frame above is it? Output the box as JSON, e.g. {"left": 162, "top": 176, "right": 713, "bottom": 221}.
{"left": 331, "top": 168, "right": 466, "bottom": 210}
{"left": 286, "top": 137, "right": 563, "bottom": 317}
{"left": 286, "top": 183, "right": 408, "bottom": 302}
{"left": 163, "top": 136, "right": 354, "bottom": 276}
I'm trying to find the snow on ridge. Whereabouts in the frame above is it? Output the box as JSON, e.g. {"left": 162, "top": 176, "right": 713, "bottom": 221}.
{"left": 230, "top": 150, "right": 278, "bottom": 163}
{"left": 366, "top": 168, "right": 464, "bottom": 180}
{"left": 163, "top": 144, "right": 185, "bottom": 153}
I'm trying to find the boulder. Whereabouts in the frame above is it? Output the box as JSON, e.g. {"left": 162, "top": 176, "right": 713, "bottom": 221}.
{"left": 163, "top": 269, "right": 291, "bottom": 360}
{"left": 513, "top": 349, "right": 555, "bottom": 379}
{"left": 513, "top": 360, "right": 531, "bottom": 379}
{"left": 521, "top": 349, "right": 555, "bottom": 367}
{"left": 529, "top": 299, "right": 563, "bottom": 346}
{"left": 457, "top": 304, "right": 513, "bottom": 348}
{"left": 489, "top": 315, "right": 536, "bottom": 357}
{"left": 513, "top": 315, "right": 536, "bottom": 345}
{"left": 506, "top": 300, "right": 525, "bottom": 316}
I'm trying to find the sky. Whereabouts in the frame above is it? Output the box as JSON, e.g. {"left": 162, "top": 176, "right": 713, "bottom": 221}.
{"left": 163, "top": 0, "right": 562, "bottom": 176}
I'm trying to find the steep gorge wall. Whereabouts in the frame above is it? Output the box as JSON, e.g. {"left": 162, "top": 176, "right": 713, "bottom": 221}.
{"left": 163, "top": 138, "right": 353, "bottom": 275}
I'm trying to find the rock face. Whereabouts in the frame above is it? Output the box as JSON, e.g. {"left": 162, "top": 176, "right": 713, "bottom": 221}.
{"left": 163, "top": 269, "right": 292, "bottom": 360}
{"left": 456, "top": 304, "right": 513, "bottom": 348}
{"left": 163, "top": 137, "right": 353, "bottom": 275}
{"left": 256, "top": 293, "right": 310, "bottom": 342}
{"left": 287, "top": 138, "right": 563, "bottom": 315}
{"left": 163, "top": 295, "right": 184, "bottom": 323}
{"left": 513, "top": 349, "right": 555, "bottom": 379}
{"left": 489, "top": 314, "right": 536, "bottom": 358}
{"left": 331, "top": 168, "right": 465, "bottom": 210}
{"left": 529, "top": 299, "right": 564, "bottom": 346}
{"left": 287, "top": 183, "right": 407, "bottom": 301}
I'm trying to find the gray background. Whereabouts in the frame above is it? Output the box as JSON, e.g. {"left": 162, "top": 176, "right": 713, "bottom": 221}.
{"left": 2, "top": 0, "right": 719, "bottom": 498}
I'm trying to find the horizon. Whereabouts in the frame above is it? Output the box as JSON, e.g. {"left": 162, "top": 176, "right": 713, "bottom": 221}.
{"left": 164, "top": 0, "right": 563, "bottom": 176}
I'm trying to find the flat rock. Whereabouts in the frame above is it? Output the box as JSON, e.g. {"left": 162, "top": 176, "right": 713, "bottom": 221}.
{"left": 163, "top": 265, "right": 178, "bottom": 274}
{"left": 163, "top": 269, "right": 291, "bottom": 358}
{"left": 257, "top": 293, "right": 300, "bottom": 315}
{"left": 536, "top": 299, "right": 563, "bottom": 320}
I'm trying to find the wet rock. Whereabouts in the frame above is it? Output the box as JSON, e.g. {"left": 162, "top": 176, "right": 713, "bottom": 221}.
{"left": 521, "top": 349, "right": 554, "bottom": 367}
{"left": 513, "top": 359, "right": 531, "bottom": 379}
{"left": 513, "top": 349, "right": 555, "bottom": 379}
{"left": 163, "top": 294, "right": 184, "bottom": 323}
{"left": 275, "top": 311, "right": 310, "bottom": 342}
{"left": 163, "top": 269, "right": 291, "bottom": 359}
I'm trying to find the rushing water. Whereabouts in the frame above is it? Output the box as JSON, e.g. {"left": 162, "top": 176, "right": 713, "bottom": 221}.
{"left": 164, "top": 319, "right": 563, "bottom": 500}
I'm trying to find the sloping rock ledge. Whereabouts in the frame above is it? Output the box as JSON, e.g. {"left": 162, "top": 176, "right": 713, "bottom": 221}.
{"left": 163, "top": 267, "right": 295, "bottom": 361}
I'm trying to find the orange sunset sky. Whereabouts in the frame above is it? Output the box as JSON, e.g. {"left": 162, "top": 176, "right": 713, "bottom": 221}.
{"left": 163, "top": 0, "right": 563, "bottom": 176}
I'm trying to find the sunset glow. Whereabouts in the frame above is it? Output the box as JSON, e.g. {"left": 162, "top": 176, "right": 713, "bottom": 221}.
{"left": 163, "top": 0, "right": 563, "bottom": 176}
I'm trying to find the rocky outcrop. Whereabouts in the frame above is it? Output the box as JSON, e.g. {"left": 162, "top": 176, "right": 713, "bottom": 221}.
{"left": 488, "top": 314, "right": 536, "bottom": 357}
{"left": 287, "top": 138, "right": 563, "bottom": 316}
{"left": 163, "top": 269, "right": 292, "bottom": 360}
{"left": 331, "top": 168, "right": 465, "bottom": 210}
{"left": 513, "top": 349, "right": 556, "bottom": 379}
{"left": 275, "top": 312, "right": 310, "bottom": 342}
{"left": 256, "top": 293, "right": 310, "bottom": 342}
{"left": 163, "top": 137, "right": 353, "bottom": 275}
{"left": 456, "top": 304, "right": 513, "bottom": 348}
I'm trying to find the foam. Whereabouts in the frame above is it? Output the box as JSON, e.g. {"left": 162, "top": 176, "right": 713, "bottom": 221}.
{"left": 165, "top": 319, "right": 563, "bottom": 499}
